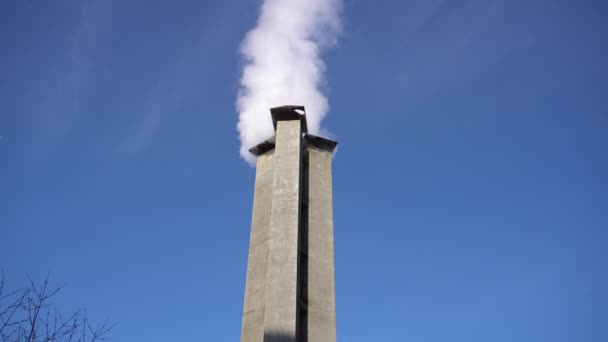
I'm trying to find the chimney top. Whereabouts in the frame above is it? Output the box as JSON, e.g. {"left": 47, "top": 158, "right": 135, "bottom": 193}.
{"left": 248, "top": 137, "right": 275, "bottom": 156}
{"left": 250, "top": 105, "right": 338, "bottom": 156}
{"left": 271, "top": 105, "right": 308, "bottom": 133}
{"left": 305, "top": 133, "right": 338, "bottom": 153}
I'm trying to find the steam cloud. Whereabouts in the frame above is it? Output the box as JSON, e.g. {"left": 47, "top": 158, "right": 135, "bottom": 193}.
{"left": 237, "top": 0, "right": 342, "bottom": 164}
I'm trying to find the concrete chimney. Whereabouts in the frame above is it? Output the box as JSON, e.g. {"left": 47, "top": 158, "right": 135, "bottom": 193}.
{"left": 241, "top": 106, "right": 338, "bottom": 342}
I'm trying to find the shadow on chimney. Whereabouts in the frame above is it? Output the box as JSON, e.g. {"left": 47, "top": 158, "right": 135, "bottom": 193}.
{"left": 264, "top": 332, "right": 296, "bottom": 342}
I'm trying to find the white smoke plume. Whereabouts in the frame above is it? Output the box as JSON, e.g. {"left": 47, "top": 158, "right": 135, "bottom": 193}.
{"left": 237, "top": 0, "right": 342, "bottom": 164}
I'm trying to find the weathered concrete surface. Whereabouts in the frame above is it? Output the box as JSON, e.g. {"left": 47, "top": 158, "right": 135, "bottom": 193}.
{"left": 241, "top": 150, "right": 274, "bottom": 342}
{"left": 306, "top": 145, "right": 337, "bottom": 342}
{"left": 263, "top": 119, "right": 303, "bottom": 339}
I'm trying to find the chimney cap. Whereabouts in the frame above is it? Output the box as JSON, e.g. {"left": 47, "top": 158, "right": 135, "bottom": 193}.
{"left": 271, "top": 105, "right": 308, "bottom": 133}
{"left": 248, "top": 137, "right": 276, "bottom": 156}
{"left": 305, "top": 133, "right": 338, "bottom": 153}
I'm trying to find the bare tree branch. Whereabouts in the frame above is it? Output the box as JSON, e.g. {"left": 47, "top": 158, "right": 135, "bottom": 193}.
{"left": 0, "top": 275, "right": 112, "bottom": 342}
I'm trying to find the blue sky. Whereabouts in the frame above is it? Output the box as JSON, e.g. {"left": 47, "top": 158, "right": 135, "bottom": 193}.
{"left": 1, "top": 0, "right": 607, "bottom": 341}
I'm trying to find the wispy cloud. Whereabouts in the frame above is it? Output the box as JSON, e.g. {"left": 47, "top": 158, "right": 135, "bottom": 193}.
{"left": 114, "top": 44, "right": 199, "bottom": 158}
{"left": 115, "top": 1, "right": 245, "bottom": 157}
{"left": 23, "top": 1, "right": 114, "bottom": 159}
{"left": 117, "top": 76, "right": 188, "bottom": 158}
{"left": 398, "top": 0, "right": 506, "bottom": 90}
{"left": 392, "top": 0, "right": 547, "bottom": 98}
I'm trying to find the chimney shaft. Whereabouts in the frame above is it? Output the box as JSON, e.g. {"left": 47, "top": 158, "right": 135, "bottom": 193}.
{"left": 241, "top": 106, "right": 337, "bottom": 342}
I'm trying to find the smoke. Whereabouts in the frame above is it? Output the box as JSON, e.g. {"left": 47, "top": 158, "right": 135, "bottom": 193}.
{"left": 236, "top": 0, "right": 342, "bottom": 164}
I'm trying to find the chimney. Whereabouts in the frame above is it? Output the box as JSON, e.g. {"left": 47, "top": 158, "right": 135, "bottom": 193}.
{"left": 241, "top": 106, "right": 338, "bottom": 342}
